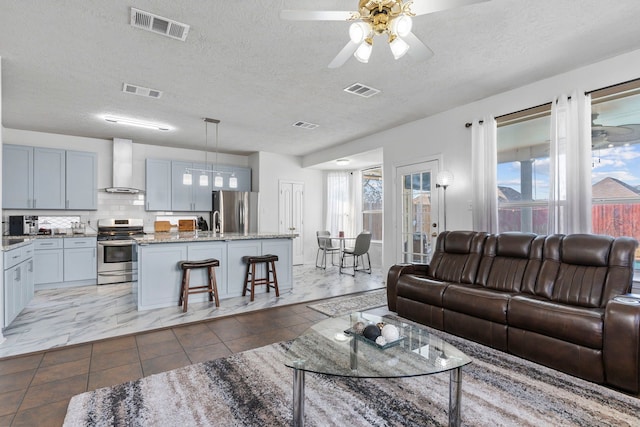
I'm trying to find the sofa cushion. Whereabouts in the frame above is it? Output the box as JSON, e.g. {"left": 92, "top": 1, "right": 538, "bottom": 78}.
{"left": 508, "top": 295, "right": 604, "bottom": 349}
{"left": 442, "top": 284, "right": 511, "bottom": 324}
{"left": 396, "top": 275, "right": 449, "bottom": 307}
{"left": 428, "top": 231, "right": 486, "bottom": 284}
{"left": 475, "top": 233, "right": 543, "bottom": 293}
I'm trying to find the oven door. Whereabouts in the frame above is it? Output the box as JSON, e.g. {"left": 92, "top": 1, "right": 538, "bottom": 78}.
{"left": 97, "top": 240, "right": 138, "bottom": 285}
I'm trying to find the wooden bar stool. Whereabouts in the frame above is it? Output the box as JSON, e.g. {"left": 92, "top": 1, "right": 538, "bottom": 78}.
{"left": 178, "top": 258, "right": 220, "bottom": 312}
{"left": 242, "top": 254, "right": 279, "bottom": 302}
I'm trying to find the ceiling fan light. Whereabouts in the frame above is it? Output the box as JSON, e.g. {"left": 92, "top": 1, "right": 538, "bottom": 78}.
{"left": 390, "top": 37, "right": 410, "bottom": 60}
{"left": 182, "top": 171, "right": 192, "bottom": 186}
{"left": 392, "top": 15, "right": 412, "bottom": 37}
{"left": 354, "top": 42, "right": 373, "bottom": 63}
{"left": 349, "top": 22, "right": 370, "bottom": 44}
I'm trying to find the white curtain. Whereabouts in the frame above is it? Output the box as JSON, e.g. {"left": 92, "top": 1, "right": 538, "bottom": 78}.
{"left": 548, "top": 91, "right": 592, "bottom": 234}
{"left": 326, "top": 171, "right": 356, "bottom": 237}
{"left": 471, "top": 117, "right": 499, "bottom": 232}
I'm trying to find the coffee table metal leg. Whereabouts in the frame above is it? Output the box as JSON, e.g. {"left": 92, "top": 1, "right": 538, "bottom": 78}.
{"left": 449, "top": 367, "right": 462, "bottom": 427}
{"left": 293, "top": 361, "right": 305, "bottom": 427}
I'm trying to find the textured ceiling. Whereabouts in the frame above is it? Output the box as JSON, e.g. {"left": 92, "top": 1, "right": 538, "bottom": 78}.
{"left": 2, "top": 0, "right": 640, "bottom": 159}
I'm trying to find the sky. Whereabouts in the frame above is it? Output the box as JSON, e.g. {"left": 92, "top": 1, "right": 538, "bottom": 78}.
{"left": 497, "top": 143, "right": 640, "bottom": 200}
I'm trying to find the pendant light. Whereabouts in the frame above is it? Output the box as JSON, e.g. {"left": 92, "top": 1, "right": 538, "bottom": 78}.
{"left": 229, "top": 173, "right": 238, "bottom": 189}
{"left": 213, "top": 119, "right": 224, "bottom": 188}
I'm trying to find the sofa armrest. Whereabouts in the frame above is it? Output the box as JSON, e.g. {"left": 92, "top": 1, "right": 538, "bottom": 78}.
{"left": 387, "top": 263, "right": 430, "bottom": 312}
{"left": 603, "top": 293, "right": 640, "bottom": 393}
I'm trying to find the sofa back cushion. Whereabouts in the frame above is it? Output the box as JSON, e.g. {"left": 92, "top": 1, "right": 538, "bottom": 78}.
{"left": 538, "top": 234, "right": 637, "bottom": 308}
{"left": 476, "top": 233, "right": 543, "bottom": 292}
{"left": 428, "top": 231, "right": 487, "bottom": 284}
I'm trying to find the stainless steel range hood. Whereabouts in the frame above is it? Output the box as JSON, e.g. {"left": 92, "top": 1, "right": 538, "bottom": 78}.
{"left": 104, "top": 138, "right": 144, "bottom": 194}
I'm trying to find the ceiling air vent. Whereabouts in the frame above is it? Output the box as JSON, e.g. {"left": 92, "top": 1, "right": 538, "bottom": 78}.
{"left": 292, "top": 121, "right": 319, "bottom": 130}
{"left": 122, "top": 83, "right": 163, "bottom": 99}
{"left": 344, "top": 83, "right": 381, "bottom": 98}
{"left": 130, "top": 8, "right": 190, "bottom": 41}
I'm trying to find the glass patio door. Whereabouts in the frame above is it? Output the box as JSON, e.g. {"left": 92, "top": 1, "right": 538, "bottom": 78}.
{"left": 396, "top": 161, "right": 440, "bottom": 263}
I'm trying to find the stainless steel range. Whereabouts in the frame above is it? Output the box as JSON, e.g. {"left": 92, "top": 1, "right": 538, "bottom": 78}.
{"left": 97, "top": 218, "right": 144, "bottom": 285}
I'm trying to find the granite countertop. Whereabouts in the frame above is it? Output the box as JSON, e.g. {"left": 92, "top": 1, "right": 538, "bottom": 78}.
{"left": 2, "top": 233, "right": 97, "bottom": 251}
{"left": 134, "top": 231, "right": 297, "bottom": 245}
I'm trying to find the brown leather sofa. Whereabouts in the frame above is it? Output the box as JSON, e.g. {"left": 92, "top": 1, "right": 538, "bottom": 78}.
{"left": 387, "top": 231, "right": 640, "bottom": 393}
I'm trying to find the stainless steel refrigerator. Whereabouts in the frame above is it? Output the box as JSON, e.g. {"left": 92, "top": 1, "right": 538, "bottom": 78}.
{"left": 210, "top": 191, "right": 259, "bottom": 234}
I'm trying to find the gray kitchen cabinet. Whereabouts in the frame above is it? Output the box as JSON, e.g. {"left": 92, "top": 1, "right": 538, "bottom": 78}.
{"left": 63, "top": 237, "right": 97, "bottom": 282}
{"left": 33, "top": 147, "right": 66, "bottom": 209}
{"left": 66, "top": 150, "right": 98, "bottom": 210}
{"left": 2, "top": 144, "right": 97, "bottom": 210}
{"left": 2, "top": 144, "right": 33, "bottom": 209}
{"left": 34, "top": 239, "right": 64, "bottom": 286}
{"left": 3, "top": 243, "right": 34, "bottom": 327}
{"left": 171, "top": 161, "right": 212, "bottom": 212}
{"left": 145, "top": 159, "right": 172, "bottom": 211}
{"left": 34, "top": 237, "right": 97, "bottom": 288}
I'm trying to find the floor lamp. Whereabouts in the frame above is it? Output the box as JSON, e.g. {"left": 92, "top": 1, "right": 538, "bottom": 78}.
{"left": 436, "top": 171, "right": 454, "bottom": 231}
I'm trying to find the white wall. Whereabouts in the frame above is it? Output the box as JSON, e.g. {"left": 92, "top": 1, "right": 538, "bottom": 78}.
{"left": 253, "top": 151, "right": 324, "bottom": 264}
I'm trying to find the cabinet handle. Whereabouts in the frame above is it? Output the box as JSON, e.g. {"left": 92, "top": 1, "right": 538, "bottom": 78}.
{"left": 66, "top": 200, "right": 69, "bottom": 209}
{"left": 40, "top": 242, "right": 54, "bottom": 246}
{"left": 33, "top": 199, "right": 36, "bottom": 208}
{"left": 15, "top": 268, "right": 21, "bottom": 282}
{"left": 28, "top": 260, "right": 33, "bottom": 273}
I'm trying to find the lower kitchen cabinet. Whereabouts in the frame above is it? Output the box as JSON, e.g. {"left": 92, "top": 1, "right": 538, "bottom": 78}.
{"left": 34, "top": 239, "right": 64, "bottom": 286}
{"left": 3, "top": 243, "right": 35, "bottom": 328}
{"left": 34, "top": 237, "right": 97, "bottom": 289}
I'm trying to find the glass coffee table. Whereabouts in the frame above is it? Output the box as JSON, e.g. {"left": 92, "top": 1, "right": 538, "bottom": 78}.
{"left": 285, "top": 312, "right": 471, "bottom": 427}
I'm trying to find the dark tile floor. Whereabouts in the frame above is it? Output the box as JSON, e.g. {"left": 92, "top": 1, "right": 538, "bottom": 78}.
{"left": 0, "top": 302, "right": 329, "bottom": 426}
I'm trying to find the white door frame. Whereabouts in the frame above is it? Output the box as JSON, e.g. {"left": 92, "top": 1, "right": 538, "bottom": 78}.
{"left": 392, "top": 156, "right": 442, "bottom": 264}
{"left": 279, "top": 180, "right": 305, "bottom": 265}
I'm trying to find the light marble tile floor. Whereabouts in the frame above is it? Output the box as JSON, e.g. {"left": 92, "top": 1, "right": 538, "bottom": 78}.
{"left": 0, "top": 264, "right": 385, "bottom": 358}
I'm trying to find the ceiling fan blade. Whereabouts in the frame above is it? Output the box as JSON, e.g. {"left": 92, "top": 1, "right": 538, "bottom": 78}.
{"left": 409, "top": 0, "right": 489, "bottom": 16}
{"left": 328, "top": 41, "right": 360, "bottom": 68}
{"left": 404, "top": 32, "right": 434, "bottom": 61}
{"left": 280, "top": 10, "right": 355, "bottom": 21}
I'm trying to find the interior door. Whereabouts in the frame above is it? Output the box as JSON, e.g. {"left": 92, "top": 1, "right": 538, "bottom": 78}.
{"left": 279, "top": 181, "right": 304, "bottom": 265}
{"left": 396, "top": 160, "right": 440, "bottom": 263}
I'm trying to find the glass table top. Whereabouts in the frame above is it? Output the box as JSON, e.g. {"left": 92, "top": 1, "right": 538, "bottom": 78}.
{"left": 285, "top": 312, "right": 471, "bottom": 378}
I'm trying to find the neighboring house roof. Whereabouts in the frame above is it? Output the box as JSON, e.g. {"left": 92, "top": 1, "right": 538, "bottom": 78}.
{"left": 498, "top": 186, "right": 522, "bottom": 202}
{"left": 592, "top": 177, "right": 640, "bottom": 199}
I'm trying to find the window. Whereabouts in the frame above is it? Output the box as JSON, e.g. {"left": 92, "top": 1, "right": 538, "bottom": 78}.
{"left": 497, "top": 105, "right": 552, "bottom": 234}
{"left": 362, "top": 167, "right": 383, "bottom": 241}
{"left": 497, "top": 79, "right": 640, "bottom": 270}
{"left": 590, "top": 82, "right": 640, "bottom": 269}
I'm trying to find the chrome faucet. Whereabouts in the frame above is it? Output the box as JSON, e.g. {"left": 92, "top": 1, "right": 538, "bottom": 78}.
{"left": 212, "top": 210, "right": 221, "bottom": 234}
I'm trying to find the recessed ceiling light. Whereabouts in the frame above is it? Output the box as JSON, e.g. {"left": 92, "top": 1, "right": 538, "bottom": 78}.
{"left": 102, "top": 115, "right": 172, "bottom": 131}
{"left": 336, "top": 159, "right": 350, "bottom": 165}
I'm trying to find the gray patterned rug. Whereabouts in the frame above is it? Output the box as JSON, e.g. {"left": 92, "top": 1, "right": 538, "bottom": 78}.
{"left": 64, "top": 316, "right": 640, "bottom": 426}
{"left": 308, "top": 289, "right": 387, "bottom": 316}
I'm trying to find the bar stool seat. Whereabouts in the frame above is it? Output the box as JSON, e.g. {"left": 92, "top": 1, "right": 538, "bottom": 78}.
{"left": 242, "top": 254, "right": 279, "bottom": 302}
{"left": 178, "top": 258, "right": 220, "bottom": 312}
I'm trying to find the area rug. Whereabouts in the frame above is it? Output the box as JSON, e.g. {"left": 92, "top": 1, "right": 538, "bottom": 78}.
{"left": 64, "top": 316, "right": 640, "bottom": 426}
{"left": 308, "top": 289, "right": 387, "bottom": 316}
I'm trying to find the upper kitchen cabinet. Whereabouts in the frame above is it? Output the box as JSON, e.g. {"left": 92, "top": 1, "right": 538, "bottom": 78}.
{"left": 145, "top": 158, "right": 172, "bottom": 211}
{"left": 2, "top": 144, "right": 34, "bottom": 208}
{"left": 171, "top": 161, "right": 212, "bottom": 212}
{"left": 66, "top": 150, "right": 97, "bottom": 210}
{"left": 3, "top": 144, "right": 97, "bottom": 210}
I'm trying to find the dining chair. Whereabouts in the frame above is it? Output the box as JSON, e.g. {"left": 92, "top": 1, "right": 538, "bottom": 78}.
{"left": 316, "top": 231, "right": 340, "bottom": 268}
{"left": 339, "top": 231, "right": 372, "bottom": 276}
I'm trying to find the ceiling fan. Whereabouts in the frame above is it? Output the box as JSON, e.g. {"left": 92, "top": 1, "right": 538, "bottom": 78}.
{"left": 591, "top": 113, "right": 640, "bottom": 148}
{"left": 280, "top": 0, "right": 489, "bottom": 68}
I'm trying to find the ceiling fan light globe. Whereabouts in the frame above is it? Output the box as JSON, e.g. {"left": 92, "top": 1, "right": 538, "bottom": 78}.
{"left": 349, "top": 22, "right": 370, "bottom": 44}
{"left": 354, "top": 42, "right": 373, "bottom": 63}
{"left": 392, "top": 15, "right": 412, "bottom": 37}
{"left": 390, "top": 36, "right": 410, "bottom": 59}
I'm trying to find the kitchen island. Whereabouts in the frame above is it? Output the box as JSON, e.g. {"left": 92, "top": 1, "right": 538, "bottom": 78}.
{"left": 133, "top": 232, "right": 296, "bottom": 311}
